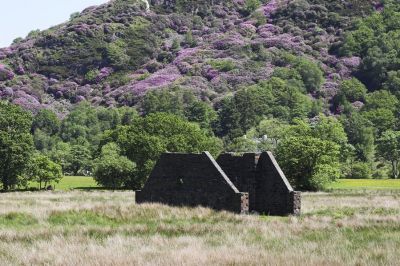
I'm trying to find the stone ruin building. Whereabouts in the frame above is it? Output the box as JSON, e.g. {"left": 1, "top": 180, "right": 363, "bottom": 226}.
{"left": 136, "top": 151, "right": 301, "bottom": 216}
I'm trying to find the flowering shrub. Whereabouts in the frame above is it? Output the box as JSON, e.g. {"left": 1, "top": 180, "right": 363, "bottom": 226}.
{"left": 0, "top": 64, "right": 15, "bottom": 81}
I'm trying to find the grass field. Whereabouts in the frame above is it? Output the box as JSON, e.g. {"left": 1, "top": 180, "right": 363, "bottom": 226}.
{"left": 327, "top": 179, "right": 400, "bottom": 190}
{"left": 31, "top": 177, "right": 400, "bottom": 192}
{"left": 30, "top": 176, "right": 100, "bottom": 190}
{"left": 0, "top": 190, "right": 399, "bottom": 265}
{"left": 55, "top": 176, "right": 100, "bottom": 190}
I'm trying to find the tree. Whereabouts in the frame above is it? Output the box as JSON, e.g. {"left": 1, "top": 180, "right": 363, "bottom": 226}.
{"left": 93, "top": 143, "right": 135, "bottom": 189}
{"left": 226, "top": 136, "right": 258, "bottom": 153}
{"left": 32, "top": 109, "right": 60, "bottom": 135}
{"left": 276, "top": 136, "right": 341, "bottom": 191}
{"left": 364, "top": 90, "right": 398, "bottom": 112}
{"left": 66, "top": 145, "right": 92, "bottom": 176}
{"left": 185, "top": 101, "right": 217, "bottom": 132}
{"left": 341, "top": 113, "right": 375, "bottom": 162}
{"left": 294, "top": 58, "right": 324, "bottom": 93}
{"left": 362, "top": 108, "right": 396, "bottom": 136}
{"left": 376, "top": 130, "right": 400, "bottom": 179}
{"left": 0, "top": 102, "right": 34, "bottom": 190}
{"left": 103, "top": 113, "right": 222, "bottom": 188}
{"left": 26, "top": 153, "right": 63, "bottom": 189}
{"left": 338, "top": 78, "right": 367, "bottom": 102}
{"left": 246, "top": 118, "right": 290, "bottom": 151}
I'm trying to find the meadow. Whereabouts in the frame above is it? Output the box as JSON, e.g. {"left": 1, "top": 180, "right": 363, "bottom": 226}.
{"left": 0, "top": 188, "right": 399, "bottom": 265}
{"left": 41, "top": 176, "right": 400, "bottom": 191}
{"left": 327, "top": 179, "right": 400, "bottom": 190}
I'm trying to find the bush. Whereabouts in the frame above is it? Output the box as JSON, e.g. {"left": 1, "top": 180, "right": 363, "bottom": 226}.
{"left": 93, "top": 143, "right": 136, "bottom": 189}
{"left": 209, "top": 59, "right": 236, "bottom": 72}
{"left": 276, "top": 136, "right": 341, "bottom": 191}
{"left": 339, "top": 78, "right": 367, "bottom": 102}
{"left": 244, "top": 0, "right": 261, "bottom": 15}
{"left": 294, "top": 58, "right": 324, "bottom": 92}
{"left": 349, "top": 162, "right": 372, "bottom": 179}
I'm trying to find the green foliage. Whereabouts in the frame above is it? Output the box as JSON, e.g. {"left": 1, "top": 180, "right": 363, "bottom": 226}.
{"left": 348, "top": 162, "right": 372, "bottom": 179}
{"left": 341, "top": 113, "right": 375, "bottom": 163}
{"left": 85, "top": 69, "right": 100, "bottom": 83}
{"left": 361, "top": 90, "right": 398, "bottom": 136}
{"left": 362, "top": 108, "right": 396, "bottom": 136}
{"left": 142, "top": 88, "right": 216, "bottom": 131}
{"left": 185, "top": 101, "right": 218, "bottom": 133}
{"left": 364, "top": 90, "right": 398, "bottom": 112}
{"left": 341, "top": 6, "right": 400, "bottom": 89}
{"left": 124, "top": 17, "right": 158, "bottom": 69}
{"left": 244, "top": 0, "right": 261, "bottom": 15}
{"left": 70, "top": 12, "right": 80, "bottom": 20}
{"left": 276, "top": 136, "right": 341, "bottom": 191}
{"left": 0, "top": 102, "right": 34, "bottom": 190}
{"left": 218, "top": 75, "right": 313, "bottom": 139}
{"left": 183, "top": 30, "right": 197, "bottom": 48}
{"left": 103, "top": 113, "right": 222, "bottom": 188}
{"left": 32, "top": 109, "right": 60, "bottom": 135}
{"left": 339, "top": 78, "right": 367, "bottom": 102}
{"left": 226, "top": 136, "right": 258, "bottom": 153}
{"left": 93, "top": 143, "right": 135, "bottom": 189}
{"left": 327, "top": 178, "right": 400, "bottom": 190}
{"left": 171, "top": 38, "right": 181, "bottom": 51}
{"left": 376, "top": 130, "right": 400, "bottom": 179}
{"left": 25, "top": 153, "right": 62, "bottom": 189}
{"left": 106, "top": 40, "right": 130, "bottom": 70}
{"left": 294, "top": 58, "right": 324, "bottom": 93}
{"left": 275, "top": 116, "right": 347, "bottom": 190}
{"left": 246, "top": 118, "right": 290, "bottom": 152}
{"left": 209, "top": 59, "right": 236, "bottom": 72}
{"left": 60, "top": 102, "right": 123, "bottom": 147}
{"left": 66, "top": 145, "right": 92, "bottom": 176}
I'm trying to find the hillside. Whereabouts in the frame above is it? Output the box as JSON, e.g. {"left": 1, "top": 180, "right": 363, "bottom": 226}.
{"left": 0, "top": 0, "right": 380, "bottom": 115}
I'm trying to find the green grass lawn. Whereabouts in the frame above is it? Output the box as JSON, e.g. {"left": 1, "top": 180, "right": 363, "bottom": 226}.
{"left": 327, "top": 179, "right": 400, "bottom": 190}
{"left": 31, "top": 176, "right": 100, "bottom": 190}
{"left": 38, "top": 177, "right": 400, "bottom": 191}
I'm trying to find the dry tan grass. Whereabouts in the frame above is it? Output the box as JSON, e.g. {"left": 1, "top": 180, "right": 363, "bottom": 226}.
{"left": 0, "top": 191, "right": 399, "bottom": 265}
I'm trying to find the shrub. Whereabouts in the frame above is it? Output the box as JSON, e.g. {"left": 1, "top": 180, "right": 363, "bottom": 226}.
{"left": 294, "top": 58, "right": 324, "bottom": 93}
{"left": 244, "top": 0, "right": 261, "bottom": 15}
{"left": 209, "top": 59, "right": 236, "bottom": 72}
{"left": 93, "top": 143, "right": 136, "bottom": 189}
{"left": 349, "top": 162, "right": 372, "bottom": 179}
{"left": 339, "top": 78, "right": 367, "bottom": 102}
{"left": 276, "top": 136, "right": 341, "bottom": 191}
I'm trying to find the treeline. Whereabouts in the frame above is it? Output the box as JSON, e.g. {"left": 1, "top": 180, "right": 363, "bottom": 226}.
{"left": 2, "top": 55, "right": 400, "bottom": 192}
{"left": 0, "top": 101, "right": 221, "bottom": 191}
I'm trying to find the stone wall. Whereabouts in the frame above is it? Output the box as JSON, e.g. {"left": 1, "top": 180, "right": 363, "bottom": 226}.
{"left": 136, "top": 152, "right": 249, "bottom": 213}
{"left": 136, "top": 151, "right": 301, "bottom": 216}
{"left": 216, "top": 153, "right": 258, "bottom": 211}
{"left": 255, "top": 152, "right": 301, "bottom": 216}
{"left": 218, "top": 152, "right": 301, "bottom": 216}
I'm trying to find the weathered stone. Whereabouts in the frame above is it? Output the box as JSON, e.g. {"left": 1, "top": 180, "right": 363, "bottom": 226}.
{"left": 136, "top": 152, "right": 248, "bottom": 213}
{"left": 136, "top": 151, "right": 301, "bottom": 216}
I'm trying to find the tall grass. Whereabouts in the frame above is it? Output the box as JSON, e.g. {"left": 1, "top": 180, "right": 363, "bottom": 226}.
{"left": 0, "top": 191, "right": 399, "bottom": 265}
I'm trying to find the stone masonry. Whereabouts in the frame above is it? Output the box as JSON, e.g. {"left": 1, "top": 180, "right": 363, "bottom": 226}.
{"left": 136, "top": 151, "right": 301, "bottom": 215}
